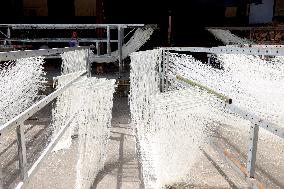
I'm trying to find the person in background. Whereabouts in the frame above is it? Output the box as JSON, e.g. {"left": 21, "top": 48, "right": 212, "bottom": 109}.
{"left": 69, "top": 31, "right": 79, "bottom": 47}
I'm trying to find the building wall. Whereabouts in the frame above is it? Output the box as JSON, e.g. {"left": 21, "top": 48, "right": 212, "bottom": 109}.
{"left": 249, "top": 0, "right": 274, "bottom": 24}
{"left": 23, "top": 0, "right": 96, "bottom": 17}
{"left": 23, "top": 0, "right": 48, "bottom": 16}
{"left": 275, "top": 0, "right": 284, "bottom": 16}
{"left": 75, "top": 0, "right": 96, "bottom": 16}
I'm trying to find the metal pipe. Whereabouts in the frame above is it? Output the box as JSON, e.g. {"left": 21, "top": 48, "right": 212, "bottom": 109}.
{"left": 16, "top": 123, "right": 28, "bottom": 181}
{"left": 176, "top": 75, "right": 232, "bottom": 104}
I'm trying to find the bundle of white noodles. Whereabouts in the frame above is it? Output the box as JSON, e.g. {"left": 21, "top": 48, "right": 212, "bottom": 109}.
{"left": 52, "top": 49, "right": 88, "bottom": 151}
{"left": 130, "top": 49, "right": 161, "bottom": 188}
{"left": 169, "top": 52, "right": 284, "bottom": 125}
{"left": 0, "top": 57, "right": 45, "bottom": 124}
{"left": 52, "top": 49, "right": 116, "bottom": 188}
{"left": 75, "top": 78, "right": 116, "bottom": 189}
{"left": 207, "top": 29, "right": 254, "bottom": 45}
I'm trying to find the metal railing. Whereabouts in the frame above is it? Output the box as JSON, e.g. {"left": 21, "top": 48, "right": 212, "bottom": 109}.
{"left": 0, "top": 47, "right": 90, "bottom": 189}
{"left": 159, "top": 46, "right": 284, "bottom": 189}
{"left": 0, "top": 24, "right": 145, "bottom": 78}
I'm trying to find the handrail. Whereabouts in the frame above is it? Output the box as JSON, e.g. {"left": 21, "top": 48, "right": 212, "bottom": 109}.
{"left": 0, "top": 71, "right": 86, "bottom": 134}
{"left": 15, "top": 112, "right": 78, "bottom": 189}
{"left": 161, "top": 46, "right": 284, "bottom": 56}
{"left": 172, "top": 74, "right": 283, "bottom": 140}
{"left": 0, "top": 24, "right": 144, "bottom": 29}
{"left": 0, "top": 46, "right": 90, "bottom": 62}
{"left": 0, "top": 38, "right": 119, "bottom": 43}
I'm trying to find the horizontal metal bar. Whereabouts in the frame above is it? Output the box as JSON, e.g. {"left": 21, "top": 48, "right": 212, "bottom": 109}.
{"left": 0, "top": 38, "right": 119, "bottom": 43}
{"left": 174, "top": 75, "right": 232, "bottom": 104}
{"left": 15, "top": 112, "right": 77, "bottom": 189}
{"left": 206, "top": 26, "right": 284, "bottom": 31}
{"left": 0, "top": 46, "right": 90, "bottom": 61}
{"left": 173, "top": 75, "right": 283, "bottom": 139}
{"left": 226, "top": 104, "right": 284, "bottom": 140}
{"left": 0, "top": 71, "right": 86, "bottom": 134}
{"left": 161, "top": 46, "right": 284, "bottom": 56}
{"left": 210, "top": 142, "right": 265, "bottom": 189}
{"left": 0, "top": 30, "right": 7, "bottom": 38}
{"left": 226, "top": 44, "right": 284, "bottom": 48}
{"left": 0, "top": 24, "right": 144, "bottom": 30}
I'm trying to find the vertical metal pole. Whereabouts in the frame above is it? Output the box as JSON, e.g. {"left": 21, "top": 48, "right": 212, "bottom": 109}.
{"left": 0, "top": 165, "right": 3, "bottom": 189}
{"left": 4, "top": 27, "right": 11, "bottom": 46}
{"left": 16, "top": 123, "right": 28, "bottom": 181}
{"left": 168, "top": 10, "right": 172, "bottom": 46}
{"left": 247, "top": 123, "right": 259, "bottom": 178}
{"left": 107, "top": 26, "right": 111, "bottom": 56}
{"left": 165, "top": 50, "right": 170, "bottom": 92}
{"left": 86, "top": 49, "right": 91, "bottom": 77}
{"left": 207, "top": 54, "right": 211, "bottom": 64}
{"left": 118, "top": 26, "right": 123, "bottom": 78}
{"left": 158, "top": 51, "right": 162, "bottom": 92}
{"left": 96, "top": 42, "right": 100, "bottom": 56}
{"left": 120, "top": 28, "right": 125, "bottom": 70}
{"left": 161, "top": 50, "right": 165, "bottom": 92}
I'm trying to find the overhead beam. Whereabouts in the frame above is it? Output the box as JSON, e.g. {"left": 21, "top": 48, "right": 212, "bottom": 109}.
{"left": 206, "top": 26, "right": 284, "bottom": 31}
{"left": 0, "top": 24, "right": 144, "bottom": 30}
{"left": 162, "top": 46, "right": 284, "bottom": 56}
{"left": 0, "top": 46, "right": 90, "bottom": 61}
{"left": 0, "top": 38, "right": 119, "bottom": 43}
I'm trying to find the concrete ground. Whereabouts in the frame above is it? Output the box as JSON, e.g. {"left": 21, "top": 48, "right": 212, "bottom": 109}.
{"left": 21, "top": 96, "right": 284, "bottom": 189}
